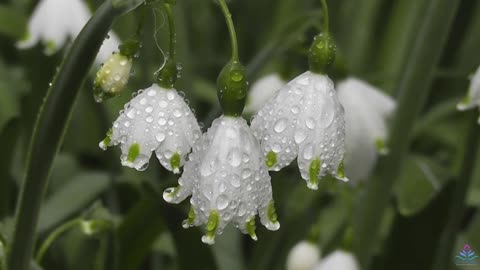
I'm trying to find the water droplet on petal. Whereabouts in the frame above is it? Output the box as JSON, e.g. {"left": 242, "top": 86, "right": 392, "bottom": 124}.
{"left": 167, "top": 91, "right": 175, "bottom": 100}
{"left": 216, "top": 195, "right": 229, "bottom": 210}
{"left": 306, "top": 118, "right": 316, "bottom": 129}
{"left": 274, "top": 118, "right": 287, "bottom": 133}
{"left": 156, "top": 133, "right": 166, "bottom": 142}
{"left": 294, "top": 130, "right": 307, "bottom": 144}
{"left": 230, "top": 175, "right": 241, "bottom": 187}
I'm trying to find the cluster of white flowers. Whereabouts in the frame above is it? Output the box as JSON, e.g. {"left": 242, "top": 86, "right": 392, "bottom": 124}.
{"left": 17, "top": 0, "right": 120, "bottom": 64}
{"left": 287, "top": 241, "right": 360, "bottom": 270}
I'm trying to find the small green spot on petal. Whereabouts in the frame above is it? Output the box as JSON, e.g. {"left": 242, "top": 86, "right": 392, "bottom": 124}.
{"left": 170, "top": 152, "right": 181, "bottom": 173}
{"left": 375, "top": 138, "right": 389, "bottom": 155}
{"left": 266, "top": 151, "right": 277, "bottom": 168}
{"left": 267, "top": 200, "right": 278, "bottom": 223}
{"left": 182, "top": 207, "right": 196, "bottom": 228}
{"left": 45, "top": 40, "right": 56, "bottom": 53}
{"left": 202, "top": 211, "right": 219, "bottom": 245}
{"left": 246, "top": 218, "right": 257, "bottom": 241}
{"left": 127, "top": 143, "right": 140, "bottom": 162}
{"left": 336, "top": 160, "right": 349, "bottom": 182}
{"left": 308, "top": 158, "right": 321, "bottom": 190}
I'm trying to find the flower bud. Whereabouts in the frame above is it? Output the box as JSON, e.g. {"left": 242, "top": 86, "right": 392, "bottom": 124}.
{"left": 93, "top": 52, "right": 133, "bottom": 102}
{"left": 308, "top": 33, "right": 336, "bottom": 74}
{"left": 217, "top": 60, "right": 248, "bottom": 116}
{"left": 80, "top": 219, "right": 112, "bottom": 236}
{"left": 286, "top": 241, "right": 321, "bottom": 270}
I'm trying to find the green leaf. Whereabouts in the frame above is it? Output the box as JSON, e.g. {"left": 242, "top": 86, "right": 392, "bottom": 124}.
{"left": 0, "top": 5, "right": 27, "bottom": 40}
{"left": 396, "top": 155, "right": 451, "bottom": 216}
{"left": 37, "top": 172, "right": 110, "bottom": 233}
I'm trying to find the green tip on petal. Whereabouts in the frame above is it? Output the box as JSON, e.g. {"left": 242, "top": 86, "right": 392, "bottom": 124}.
{"left": 375, "top": 138, "right": 389, "bottom": 155}
{"left": 457, "top": 90, "right": 472, "bottom": 111}
{"left": 170, "top": 152, "right": 181, "bottom": 173}
{"left": 127, "top": 143, "right": 140, "bottom": 162}
{"left": 246, "top": 218, "right": 257, "bottom": 241}
{"left": 99, "top": 129, "right": 113, "bottom": 150}
{"left": 267, "top": 200, "right": 278, "bottom": 223}
{"left": 202, "top": 211, "right": 219, "bottom": 245}
{"left": 182, "top": 207, "right": 196, "bottom": 229}
{"left": 45, "top": 39, "right": 56, "bottom": 54}
{"left": 335, "top": 160, "right": 349, "bottom": 182}
{"left": 308, "top": 158, "right": 321, "bottom": 190}
{"left": 266, "top": 151, "right": 277, "bottom": 168}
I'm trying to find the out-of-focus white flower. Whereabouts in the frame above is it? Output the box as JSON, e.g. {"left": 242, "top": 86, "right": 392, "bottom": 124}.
{"left": 163, "top": 116, "right": 280, "bottom": 244}
{"left": 286, "top": 241, "right": 321, "bottom": 270}
{"left": 244, "top": 73, "right": 286, "bottom": 114}
{"left": 94, "top": 52, "right": 133, "bottom": 102}
{"left": 100, "top": 84, "right": 201, "bottom": 172}
{"left": 337, "top": 78, "right": 395, "bottom": 181}
{"left": 17, "top": 0, "right": 120, "bottom": 64}
{"left": 457, "top": 66, "right": 480, "bottom": 112}
{"left": 314, "top": 250, "right": 360, "bottom": 270}
{"left": 251, "top": 71, "right": 347, "bottom": 190}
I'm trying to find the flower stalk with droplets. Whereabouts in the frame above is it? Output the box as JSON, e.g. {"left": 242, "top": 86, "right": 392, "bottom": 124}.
{"left": 17, "top": 0, "right": 120, "bottom": 64}
{"left": 457, "top": 66, "right": 480, "bottom": 118}
{"left": 251, "top": 0, "right": 347, "bottom": 189}
{"left": 163, "top": 0, "right": 279, "bottom": 244}
{"left": 99, "top": 2, "right": 201, "bottom": 173}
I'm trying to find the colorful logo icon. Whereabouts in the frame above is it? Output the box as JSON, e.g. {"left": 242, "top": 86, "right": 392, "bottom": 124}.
{"left": 455, "top": 244, "right": 479, "bottom": 265}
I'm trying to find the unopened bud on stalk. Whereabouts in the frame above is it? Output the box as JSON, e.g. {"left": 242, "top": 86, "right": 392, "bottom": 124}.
{"left": 93, "top": 39, "right": 140, "bottom": 102}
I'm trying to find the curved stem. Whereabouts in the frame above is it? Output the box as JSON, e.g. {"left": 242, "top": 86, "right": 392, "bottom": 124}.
{"left": 164, "top": 3, "right": 176, "bottom": 59}
{"left": 6, "top": 1, "right": 143, "bottom": 270}
{"left": 217, "top": 0, "right": 239, "bottom": 61}
{"left": 320, "top": 0, "right": 329, "bottom": 33}
{"left": 35, "top": 218, "right": 83, "bottom": 264}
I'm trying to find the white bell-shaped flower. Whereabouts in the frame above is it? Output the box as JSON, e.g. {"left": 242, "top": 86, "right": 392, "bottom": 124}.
{"left": 94, "top": 52, "right": 133, "bottom": 102}
{"left": 286, "top": 241, "right": 321, "bottom": 270}
{"left": 163, "top": 116, "right": 280, "bottom": 244}
{"left": 251, "top": 71, "right": 347, "bottom": 190}
{"left": 314, "top": 250, "right": 360, "bottom": 270}
{"left": 100, "top": 84, "right": 201, "bottom": 172}
{"left": 457, "top": 66, "right": 480, "bottom": 112}
{"left": 17, "top": 0, "right": 120, "bottom": 64}
{"left": 337, "top": 78, "right": 395, "bottom": 181}
{"left": 244, "top": 73, "right": 286, "bottom": 114}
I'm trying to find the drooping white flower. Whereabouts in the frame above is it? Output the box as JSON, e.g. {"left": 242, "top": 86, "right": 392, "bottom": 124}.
{"left": 244, "top": 73, "right": 286, "bottom": 114}
{"left": 100, "top": 84, "right": 201, "bottom": 172}
{"left": 17, "top": 0, "right": 120, "bottom": 64}
{"left": 163, "top": 116, "right": 280, "bottom": 244}
{"left": 457, "top": 66, "right": 480, "bottom": 112}
{"left": 314, "top": 250, "right": 360, "bottom": 270}
{"left": 251, "top": 71, "right": 347, "bottom": 190}
{"left": 286, "top": 241, "right": 321, "bottom": 270}
{"left": 337, "top": 78, "right": 395, "bottom": 181}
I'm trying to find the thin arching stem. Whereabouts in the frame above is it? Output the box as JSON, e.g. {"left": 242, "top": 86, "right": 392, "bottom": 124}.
{"left": 321, "top": 0, "right": 329, "bottom": 33}
{"left": 164, "top": 3, "right": 176, "bottom": 59}
{"left": 217, "top": 0, "right": 239, "bottom": 62}
{"left": 35, "top": 218, "right": 83, "bottom": 264}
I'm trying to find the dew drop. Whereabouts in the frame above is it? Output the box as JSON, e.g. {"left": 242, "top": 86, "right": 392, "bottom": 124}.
{"left": 148, "top": 89, "right": 157, "bottom": 96}
{"left": 303, "top": 144, "right": 314, "bottom": 160}
{"left": 167, "top": 91, "right": 175, "bottom": 100}
{"left": 306, "top": 118, "right": 316, "bottom": 129}
{"left": 227, "top": 149, "right": 241, "bottom": 167}
{"left": 145, "top": 106, "right": 153, "bottom": 113}
{"left": 146, "top": 116, "right": 153, "bottom": 123}
{"left": 216, "top": 195, "right": 229, "bottom": 210}
{"left": 155, "top": 133, "right": 166, "bottom": 142}
{"left": 294, "top": 130, "right": 307, "bottom": 144}
{"left": 274, "top": 118, "right": 287, "bottom": 133}
{"left": 230, "top": 175, "right": 241, "bottom": 187}
{"left": 159, "top": 100, "right": 168, "bottom": 108}
{"left": 126, "top": 109, "right": 136, "bottom": 119}
{"left": 158, "top": 118, "right": 167, "bottom": 125}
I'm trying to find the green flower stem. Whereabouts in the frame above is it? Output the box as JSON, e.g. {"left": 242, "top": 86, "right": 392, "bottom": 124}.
{"left": 320, "top": 0, "right": 329, "bottom": 32}
{"left": 35, "top": 218, "right": 83, "bottom": 264}
{"left": 431, "top": 112, "right": 480, "bottom": 270}
{"left": 352, "top": 0, "right": 460, "bottom": 268}
{"left": 164, "top": 3, "right": 176, "bottom": 60}
{"left": 217, "top": 0, "right": 239, "bottom": 62}
{"left": 6, "top": 1, "right": 143, "bottom": 270}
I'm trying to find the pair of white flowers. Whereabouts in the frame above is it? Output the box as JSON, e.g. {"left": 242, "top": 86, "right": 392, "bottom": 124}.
{"left": 17, "top": 0, "right": 119, "bottom": 64}
{"left": 286, "top": 241, "right": 360, "bottom": 270}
